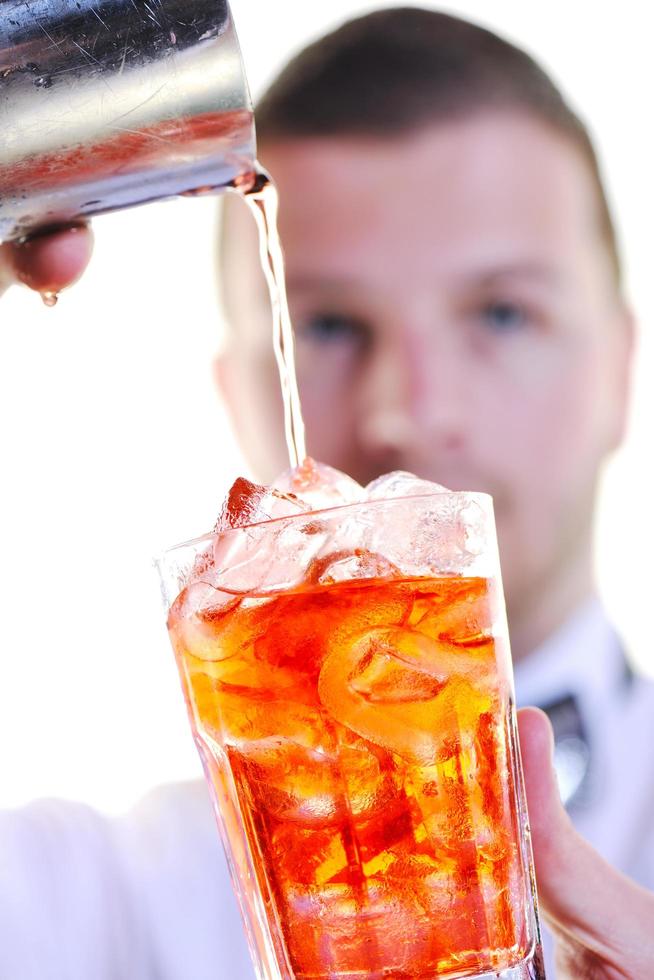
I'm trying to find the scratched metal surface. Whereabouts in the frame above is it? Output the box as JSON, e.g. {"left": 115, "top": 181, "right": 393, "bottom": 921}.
{"left": 0, "top": 0, "right": 255, "bottom": 239}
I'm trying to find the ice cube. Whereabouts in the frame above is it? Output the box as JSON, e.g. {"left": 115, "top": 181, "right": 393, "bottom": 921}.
{"left": 269, "top": 461, "right": 370, "bottom": 585}
{"left": 234, "top": 737, "right": 340, "bottom": 825}
{"left": 286, "top": 880, "right": 433, "bottom": 975}
{"left": 364, "top": 481, "right": 485, "bottom": 577}
{"left": 212, "top": 522, "right": 285, "bottom": 595}
{"left": 167, "top": 580, "right": 239, "bottom": 660}
{"left": 215, "top": 477, "right": 304, "bottom": 531}
{"left": 273, "top": 458, "right": 366, "bottom": 511}
{"left": 213, "top": 508, "right": 332, "bottom": 597}
{"left": 311, "top": 550, "right": 400, "bottom": 585}
{"left": 211, "top": 476, "right": 310, "bottom": 594}
{"left": 214, "top": 477, "right": 265, "bottom": 530}
{"left": 318, "top": 626, "right": 461, "bottom": 765}
{"left": 365, "top": 471, "right": 449, "bottom": 500}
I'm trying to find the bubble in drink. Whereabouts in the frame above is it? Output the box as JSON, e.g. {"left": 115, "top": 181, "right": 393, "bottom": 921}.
{"left": 164, "top": 463, "right": 542, "bottom": 979}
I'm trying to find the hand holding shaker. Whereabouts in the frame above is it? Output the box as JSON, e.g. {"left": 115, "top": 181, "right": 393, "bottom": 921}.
{"left": 0, "top": 0, "right": 256, "bottom": 241}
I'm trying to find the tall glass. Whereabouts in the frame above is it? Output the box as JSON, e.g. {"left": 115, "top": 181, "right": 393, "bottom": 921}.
{"left": 158, "top": 491, "right": 545, "bottom": 979}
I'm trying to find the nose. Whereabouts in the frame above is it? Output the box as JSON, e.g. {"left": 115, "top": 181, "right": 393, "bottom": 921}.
{"left": 355, "top": 315, "right": 470, "bottom": 462}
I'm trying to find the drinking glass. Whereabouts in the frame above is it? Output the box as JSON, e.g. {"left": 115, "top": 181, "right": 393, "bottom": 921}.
{"left": 157, "top": 491, "right": 546, "bottom": 979}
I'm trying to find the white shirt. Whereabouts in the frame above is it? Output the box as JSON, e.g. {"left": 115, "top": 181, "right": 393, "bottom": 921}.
{"left": 514, "top": 597, "right": 654, "bottom": 887}
{"left": 2, "top": 598, "right": 653, "bottom": 979}
{"left": 514, "top": 596, "right": 654, "bottom": 976}
{"left": 0, "top": 782, "right": 252, "bottom": 979}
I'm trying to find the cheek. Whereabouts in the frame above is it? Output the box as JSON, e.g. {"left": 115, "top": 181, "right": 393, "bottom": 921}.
{"left": 234, "top": 353, "right": 289, "bottom": 476}
{"left": 472, "top": 358, "right": 606, "bottom": 568}
{"left": 484, "top": 344, "right": 612, "bottom": 479}
{"left": 298, "top": 374, "right": 355, "bottom": 462}
{"left": 253, "top": 354, "right": 286, "bottom": 423}
{"left": 296, "top": 346, "right": 359, "bottom": 457}
{"left": 533, "top": 360, "right": 612, "bottom": 473}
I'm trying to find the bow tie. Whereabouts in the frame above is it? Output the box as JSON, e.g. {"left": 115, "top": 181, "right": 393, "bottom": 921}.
{"left": 537, "top": 693, "right": 591, "bottom": 809}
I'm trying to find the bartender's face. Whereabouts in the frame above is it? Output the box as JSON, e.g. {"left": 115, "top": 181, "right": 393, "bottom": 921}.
{"left": 217, "top": 112, "right": 632, "bottom": 625}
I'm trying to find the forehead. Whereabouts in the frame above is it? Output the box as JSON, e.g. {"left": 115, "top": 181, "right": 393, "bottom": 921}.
{"left": 221, "top": 111, "right": 608, "bottom": 304}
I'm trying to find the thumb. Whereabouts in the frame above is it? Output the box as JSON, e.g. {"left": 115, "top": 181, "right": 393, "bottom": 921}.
{"left": 518, "top": 707, "right": 654, "bottom": 977}
{"left": 0, "top": 224, "right": 94, "bottom": 299}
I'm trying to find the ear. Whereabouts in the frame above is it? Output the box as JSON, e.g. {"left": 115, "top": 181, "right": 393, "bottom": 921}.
{"left": 608, "top": 301, "right": 637, "bottom": 451}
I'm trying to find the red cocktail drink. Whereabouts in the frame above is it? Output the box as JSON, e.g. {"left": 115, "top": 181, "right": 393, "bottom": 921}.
{"left": 161, "top": 472, "right": 544, "bottom": 979}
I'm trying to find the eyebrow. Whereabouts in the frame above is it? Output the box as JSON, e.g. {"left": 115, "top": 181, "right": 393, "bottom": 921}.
{"left": 286, "top": 263, "right": 564, "bottom": 294}
{"left": 285, "top": 274, "right": 363, "bottom": 293}
{"left": 463, "top": 262, "right": 565, "bottom": 288}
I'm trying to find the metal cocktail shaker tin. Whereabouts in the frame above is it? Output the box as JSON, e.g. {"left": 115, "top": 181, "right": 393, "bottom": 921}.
{"left": 0, "top": 0, "right": 256, "bottom": 241}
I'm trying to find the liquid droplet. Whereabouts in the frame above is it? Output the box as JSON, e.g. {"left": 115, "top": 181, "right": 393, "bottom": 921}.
{"left": 180, "top": 185, "right": 218, "bottom": 198}
{"left": 40, "top": 291, "right": 58, "bottom": 308}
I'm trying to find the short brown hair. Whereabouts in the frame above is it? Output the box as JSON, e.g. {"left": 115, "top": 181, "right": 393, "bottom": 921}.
{"left": 255, "top": 6, "right": 621, "bottom": 286}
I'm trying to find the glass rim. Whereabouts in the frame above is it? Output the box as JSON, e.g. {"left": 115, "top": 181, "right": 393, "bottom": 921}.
{"left": 156, "top": 489, "right": 493, "bottom": 561}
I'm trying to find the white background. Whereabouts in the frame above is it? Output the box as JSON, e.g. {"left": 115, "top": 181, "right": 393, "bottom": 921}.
{"left": 1, "top": 2, "right": 652, "bottom": 814}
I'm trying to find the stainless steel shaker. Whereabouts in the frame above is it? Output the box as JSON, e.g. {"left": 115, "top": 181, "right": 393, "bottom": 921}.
{"left": 0, "top": 0, "right": 256, "bottom": 241}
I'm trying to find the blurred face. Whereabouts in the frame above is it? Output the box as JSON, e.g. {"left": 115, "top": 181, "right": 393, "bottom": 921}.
{"left": 218, "top": 113, "right": 632, "bottom": 644}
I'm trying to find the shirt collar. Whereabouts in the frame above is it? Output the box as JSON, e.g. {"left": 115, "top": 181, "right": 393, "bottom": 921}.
{"left": 513, "top": 596, "right": 629, "bottom": 808}
{"left": 512, "top": 594, "right": 625, "bottom": 712}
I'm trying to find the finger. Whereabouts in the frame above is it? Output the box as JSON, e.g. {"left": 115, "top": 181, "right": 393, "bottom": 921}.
{"left": 4, "top": 224, "right": 94, "bottom": 295}
{"left": 518, "top": 707, "right": 654, "bottom": 971}
{"left": 0, "top": 243, "right": 17, "bottom": 297}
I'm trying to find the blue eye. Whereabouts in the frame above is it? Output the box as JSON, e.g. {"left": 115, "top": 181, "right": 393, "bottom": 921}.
{"left": 481, "top": 301, "right": 528, "bottom": 331}
{"left": 298, "top": 313, "right": 370, "bottom": 346}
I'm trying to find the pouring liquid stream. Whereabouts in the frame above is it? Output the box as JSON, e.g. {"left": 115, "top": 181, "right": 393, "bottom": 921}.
{"left": 31, "top": 163, "right": 305, "bottom": 462}
{"left": 235, "top": 167, "right": 307, "bottom": 470}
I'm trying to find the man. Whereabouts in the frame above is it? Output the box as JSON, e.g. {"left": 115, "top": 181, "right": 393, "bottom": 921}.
{"left": 217, "top": 2, "right": 652, "bottom": 877}
{"left": 1, "top": 8, "right": 653, "bottom": 979}
{"left": 214, "top": 6, "right": 654, "bottom": 971}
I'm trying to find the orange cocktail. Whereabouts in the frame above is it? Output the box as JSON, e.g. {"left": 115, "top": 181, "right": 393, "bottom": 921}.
{"left": 162, "top": 479, "right": 543, "bottom": 979}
